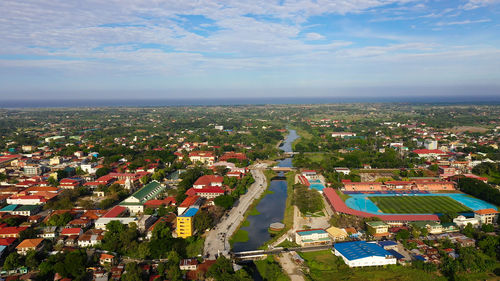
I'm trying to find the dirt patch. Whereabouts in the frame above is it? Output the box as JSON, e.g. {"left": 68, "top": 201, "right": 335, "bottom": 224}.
{"left": 450, "top": 126, "right": 489, "bottom": 133}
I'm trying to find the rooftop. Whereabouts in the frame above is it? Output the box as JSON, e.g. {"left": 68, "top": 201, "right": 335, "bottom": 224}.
{"left": 474, "top": 208, "right": 499, "bottom": 215}
{"left": 296, "top": 229, "right": 327, "bottom": 236}
{"left": 130, "top": 181, "right": 163, "bottom": 202}
{"left": 180, "top": 207, "right": 199, "bottom": 218}
{"left": 335, "top": 241, "right": 392, "bottom": 261}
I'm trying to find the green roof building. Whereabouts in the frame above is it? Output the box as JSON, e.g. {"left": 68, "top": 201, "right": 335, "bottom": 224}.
{"left": 120, "top": 181, "right": 166, "bottom": 214}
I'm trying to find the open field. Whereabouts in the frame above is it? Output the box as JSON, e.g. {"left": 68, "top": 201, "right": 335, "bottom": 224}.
{"left": 370, "top": 196, "right": 471, "bottom": 214}
{"left": 299, "top": 250, "right": 445, "bottom": 281}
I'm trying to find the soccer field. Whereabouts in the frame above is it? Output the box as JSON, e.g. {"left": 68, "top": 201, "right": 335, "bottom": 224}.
{"left": 369, "top": 196, "right": 472, "bottom": 214}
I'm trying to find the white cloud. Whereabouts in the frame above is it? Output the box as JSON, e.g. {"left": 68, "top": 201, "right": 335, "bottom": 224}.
{"left": 305, "top": 32, "right": 325, "bottom": 40}
{"left": 462, "top": 0, "right": 500, "bottom": 10}
{"left": 437, "top": 19, "right": 491, "bottom": 26}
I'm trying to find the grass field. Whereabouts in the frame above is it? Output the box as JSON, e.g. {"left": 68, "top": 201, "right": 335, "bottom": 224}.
{"left": 370, "top": 196, "right": 471, "bottom": 214}
{"left": 299, "top": 250, "right": 445, "bottom": 281}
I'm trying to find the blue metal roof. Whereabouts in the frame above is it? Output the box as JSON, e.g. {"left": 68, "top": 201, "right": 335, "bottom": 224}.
{"left": 0, "top": 205, "right": 18, "bottom": 212}
{"left": 378, "top": 240, "right": 397, "bottom": 247}
{"left": 387, "top": 249, "right": 404, "bottom": 260}
{"left": 180, "top": 207, "right": 199, "bottom": 217}
{"left": 335, "top": 241, "right": 391, "bottom": 261}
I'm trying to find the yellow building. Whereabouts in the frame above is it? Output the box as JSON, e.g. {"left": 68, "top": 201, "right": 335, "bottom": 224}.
{"left": 176, "top": 207, "right": 198, "bottom": 238}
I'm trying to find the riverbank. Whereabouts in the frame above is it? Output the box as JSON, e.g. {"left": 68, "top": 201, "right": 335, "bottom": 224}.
{"left": 229, "top": 170, "right": 277, "bottom": 247}
{"left": 260, "top": 171, "right": 296, "bottom": 249}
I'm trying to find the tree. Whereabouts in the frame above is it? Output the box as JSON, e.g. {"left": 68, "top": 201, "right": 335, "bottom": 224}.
{"left": 207, "top": 256, "right": 235, "bottom": 280}
{"left": 96, "top": 167, "right": 111, "bottom": 177}
{"left": 395, "top": 229, "right": 410, "bottom": 241}
{"left": 137, "top": 242, "right": 151, "bottom": 259}
{"left": 25, "top": 250, "right": 40, "bottom": 269}
{"left": 121, "top": 262, "right": 145, "bottom": 281}
{"left": 478, "top": 236, "right": 499, "bottom": 258}
{"left": 140, "top": 174, "right": 151, "bottom": 185}
{"left": 481, "top": 223, "right": 495, "bottom": 232}
{"left": 3, "top": 252, "right": 22, "bottom": 270}
{"left": 46, "top": 212, "right": 73, "bottom": 227}
{"left": 214, "top": 195, "right": 234, "bottom": 210}
{"left": 462, "top": 223, "right": 476, "bottom": 238}
{"left": 194, "top": 210, "right": 213, "bottom": 232}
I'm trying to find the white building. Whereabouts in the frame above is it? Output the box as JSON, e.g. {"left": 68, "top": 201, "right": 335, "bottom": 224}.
{"left": 295, "top": 229, "right": 331, "bottom": 247}
{"left": 474, "top": 209, "right": 499, "bottom": 225}
{"left": 81, "top": 163, "right": 98, "bottom": 174}
{"left": 424, "top": 139, "right": 438, "bottom": 150}
{"left": 453, "top": 215, "right": 480, "bottom": 228}
{"left": 334, "top": 167, "right": 351, "bottom": 175}
{"left": 334, "top": 241, "right": 397, "bottom": 267}
{"left": 94, "top": 217, "right": 137, "bottom": 230}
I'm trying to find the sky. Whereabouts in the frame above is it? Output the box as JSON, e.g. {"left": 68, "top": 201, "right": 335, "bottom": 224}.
{"left": 1, "top": 0, "right": 500, "bottom": 100}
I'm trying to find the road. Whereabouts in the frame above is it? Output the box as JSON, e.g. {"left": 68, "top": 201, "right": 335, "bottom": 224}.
{"left": 203, "top": 164, "right": 268, "bottom": 259}
{"left": 277, "top": 252, "right": 306, "bottom": 281}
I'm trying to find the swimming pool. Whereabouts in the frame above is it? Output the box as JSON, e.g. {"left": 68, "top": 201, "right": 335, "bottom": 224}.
{"left": 308, "top": 179, "right": 325, "bottom": 191}
{"left": 345, "top": 193, "right": 497, "bottom": 215}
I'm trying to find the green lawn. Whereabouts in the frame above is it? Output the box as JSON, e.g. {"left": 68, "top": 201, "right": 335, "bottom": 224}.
{"left": 299, "top": 250, "right": 445, "bottom": 281}
{"left": 370, "top": 196, "right": 471, "bottom": 214}
{"left": 230, "top": 229, "right": 249, "bottom": 244}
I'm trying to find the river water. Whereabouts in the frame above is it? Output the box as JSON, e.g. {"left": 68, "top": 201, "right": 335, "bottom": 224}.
{"left": 232, "top": 129, "right": 299, "bottom": 252}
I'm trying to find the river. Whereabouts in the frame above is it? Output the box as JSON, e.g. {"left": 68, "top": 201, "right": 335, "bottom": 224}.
{"left": 232, "top": 129, "right": 299, "bottom": 252}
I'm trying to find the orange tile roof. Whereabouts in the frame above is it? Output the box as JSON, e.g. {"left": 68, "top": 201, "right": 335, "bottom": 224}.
{"left": 16, "top": 238, "right": 43, "bottom": 249}
{"left": 474, "top": 208, "right": 499, "bottom": 215}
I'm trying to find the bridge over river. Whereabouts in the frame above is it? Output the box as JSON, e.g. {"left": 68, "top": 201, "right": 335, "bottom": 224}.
{"left": 231, "top": 245, "right": 334, "bottom": 261}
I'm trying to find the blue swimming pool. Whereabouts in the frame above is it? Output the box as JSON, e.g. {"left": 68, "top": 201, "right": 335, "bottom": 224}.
{"left": 344, "top": 193, "right": 497, "bottom": 215}
{"left": 308, "top": 179, "right": 325, "bottom": 191}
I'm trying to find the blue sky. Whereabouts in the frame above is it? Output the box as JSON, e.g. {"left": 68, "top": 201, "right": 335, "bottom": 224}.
{"left": 0, "top": 0, "right": 499, "bottom": 99}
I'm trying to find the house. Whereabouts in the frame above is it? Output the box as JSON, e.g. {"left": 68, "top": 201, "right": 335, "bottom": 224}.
{"left": 60, "top": 228, "right": 83, "bottom": 236}
{"left": 0, "top": 205, "right": 42, "bottom": 216}
{"left": 0, "top": 226, "right": 28, "bottom": 238}
{"left": 188, "top": 151, "right": 216, "bottom": 165}
{"left": 366, "top": 221, "right": 390, "bottom": 237}
{"left": 187, "top": 186, "right": 225, "bottom": 199}
{"left": 179, "top": 258, "right": 198, "bottom": 271}
{"left": 38, "top": 226, "right": 58, "bottom": 239}
{"left": 453, "top": 215, "right": 480, "bottom": 228}
{"left": 16, "top": 238, "right": 44, "bottom": 255}
{"left": 412, "top": 221, "right": 443, "bottom": 234}
{"left": 326, "top": 226, "right": 348, "bottom": 241}
{"left": 192, "top": 175, "right": 224, "bottom": 189}
{"left": 7, "top": 195, "right": 48, "bottom": 205}
{"left": 334, "top": 168, "right": 351, "bottom": 175}
{"left": 100, "top": 253, "right": 115, "bottom": 265}
{"left": 295, "top": 229, "right": 331, "bottom": 246}
{"left": 334, "top": 241, "right": 397, "bottom": 267}
{"left": 176, "top": 207, "right": 198, "bottom": 239}
{"left": 474, "top": 209, "right": 499, "bottom": 225}
{"left": 78, "top": 232, "right": 104, "bottom": 247}
{"left": 143, "top": 197, "right": 176, "bottom": 209}
{"left": 331, "top": 132, "right": 356, "bottom": 138}
{"left": 59, "top": 178, "right": 81, "bottom": 189}
{"left": 412, "top": 149, "right": 447, "bottom": 159}
{"left": 301, "top": 170, "right": 317, "bottom": 179}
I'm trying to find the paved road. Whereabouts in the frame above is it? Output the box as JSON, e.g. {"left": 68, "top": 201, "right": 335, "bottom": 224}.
{"left": 204, "top": 165, "right": 268, "bottom": 259}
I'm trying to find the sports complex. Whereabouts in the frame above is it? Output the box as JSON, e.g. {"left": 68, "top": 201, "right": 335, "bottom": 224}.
{"left": 323, "top": 188, "right": 498, "bottom": 223}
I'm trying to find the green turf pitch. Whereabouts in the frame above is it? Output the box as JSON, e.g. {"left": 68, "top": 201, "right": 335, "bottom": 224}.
{"left": 369, "top": 196, "right": 471, "bottom": 214}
